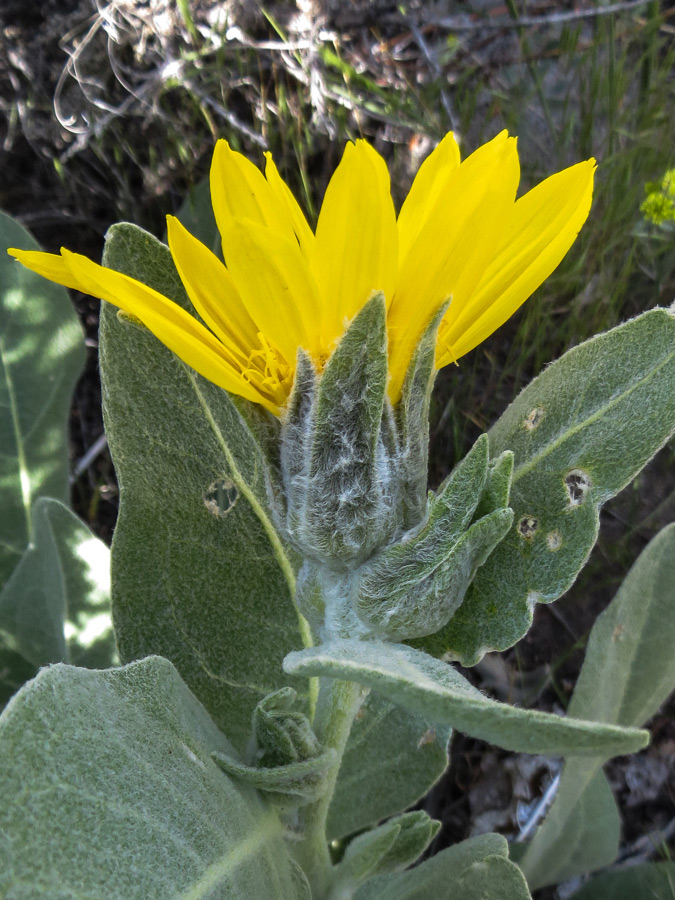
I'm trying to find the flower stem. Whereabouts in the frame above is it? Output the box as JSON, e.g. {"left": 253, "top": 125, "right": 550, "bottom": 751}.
{"left": 293, "top": 677, "right": 362, "bottom": 898}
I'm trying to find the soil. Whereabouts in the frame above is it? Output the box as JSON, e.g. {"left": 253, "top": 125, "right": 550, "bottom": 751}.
{"left": 1, "top": 2, "right": 673, "bottom": 896}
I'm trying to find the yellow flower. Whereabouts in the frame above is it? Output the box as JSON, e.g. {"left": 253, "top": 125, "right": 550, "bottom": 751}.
{"left": 8, "top": 132, "right": 594, "bottom": 415}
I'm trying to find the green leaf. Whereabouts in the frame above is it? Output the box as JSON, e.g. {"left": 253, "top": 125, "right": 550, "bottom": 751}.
{"left": 0, "top": 635, "right": 37, "bottom": 709}
{"left": 473, "top": 450, "right": 514, "bottom": 520}
{"left": 336, "top": 820, "right": 402, "bottom": 883}
{"left": 253, "top": 686, "right": 322, "bottom": 766}
{"left": 313, "top": 292, "right": 388, "bottom": 478}
{"left": 212, "top": 747, "right": 337, "bottom": 806}
{"left": 99, "top": 223, "right": 311, "bottom": 751}
{"left": 358, "top": 433, "right": 490, "bottom": 601}
{"left": 0, "top": 497, "right": 114, "bottom": 674}
{"left": 295, "top": 291, "right": 395, "bottom": 564}
{"left": 0, "top": 211, "right": 85, "bottom": 589}
{"left": 425, "top": 308, "right": 675, "bottom": 665}
{"left": 396, "top": 302, "right": 448, "bottom": 530}
{"left": 284, "top": 641, "right": 648, "bottom": 757}
{"left": 568, "top": 521, "right": 675, "bottom": 729}
{"left": 569, "top": 863, "right": 675, "bottom": 900}
{"left": 356, "top": 506, "right": 513, "bottom": 641}
{"left": 0, "top": 656, "right": 307, "bottom": 899}
{"left": 352, "top": 834, "right": 532, "bottom": 900}
{"left": 328, "top": 693, "right": 450, "bottom": 841}
{"left": 520, "top": 523, "right": 675, "bottom": 888}
{"left": 355, "top": 435, "right": 513, "bottom": 640}
{"left": 371, "top": 810, "right": 441, "bottom": 875}
{"left": 332, "top": 810, "right": 441, "bottom": 894}
{"left": 174, "top": 175, "right": 220, "bottom": 256}
{"left": 513, "top": 768, "right": 620, "bottom": 890}
{"left": 280, "top": 349, "right": 318, "bottom": 534}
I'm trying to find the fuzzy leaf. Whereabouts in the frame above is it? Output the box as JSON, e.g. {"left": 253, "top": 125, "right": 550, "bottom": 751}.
{"left": 284, "top": 641, "right": 648, "bottom": 757}
{"left": 569, "top": 863, "right": 675, "bottom": 900}
{"left": 280, "top": 349, "right": 318, "bottom": 532}
{"left": 253, "top": 686, "right": 321, "bottom": 766}
{"left": 355, "top": 435, "right": 510, "bottom": 638}
{"left": 0, "top": 656, "right": 307, "bottom": 899}
{"left": 291, "top": 291, "right": 397, "bottom": 564}
{"left": 373, "top": 810, "right": 441, "bottom": 874}
{"left": 328, "top": 693, "right": 450, "bottom": 841}
{"left": 212, "top": 747, "right": 337, "bottom": 805}
{"left": 0, "top": 212, "right": 85, "bottom": 589}
{"left": 473, "top": 450, "right": 514, "bottom": 520}
{"left": 312, "top": 291, "right": 388, "bottom": 483}
{"left": 0, "top": 497, "right": 114, "bottom": 675}
{"left": 295, "top": 560, "right": 328, "bottom": 630}
{"left": 425, "top": 308, "right": 675, "bottom": 665}
{"left": 568, "top": 521, "right": 675, "bottom": 729}
{"left": 520, "top": 523, "right": 675, "bottom": 889}
{"left": 396, "top": 303, "right": 448, "bottom": 529}
{"left": 353, "top": 834, "right": 532, "bottom": 900}
{"left": 512, "top": 768, "right": 620, "bottom": 890}
{"left": 337, "top": 820, "right": 402, "bottom": 883}
{"left": 432, "top": 431, "right": 490, "bottom": 529}
{"left": 357, "top": 506, "right": 513, "bottom": 640}
{"left": 99, "top": 223, "right": 311, "bottom": 751}
{"left": 334, "top": 810, "right": 440, "bottom": 891}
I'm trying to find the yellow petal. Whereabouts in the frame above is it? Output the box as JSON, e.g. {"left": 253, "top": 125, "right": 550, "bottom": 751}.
{"left": 397, "top": 132, "right": 461, "bottom": 263}
{"left": 166, "top": 215, "right": 258, "bottom": 362}
{"left": 312, "top": 140, "right": 398, "bottom": 348}
{"left": 62, "top": 250, "right": 275, "bottom": 410}
{"left": 7, "top": 248, "right": 88, "bottom": 292}
{"left": 437, "top": 158, "right": 596, "bottom": 365}
{"left": 210, "top": 140, "right": 291, "bottom": 249}
{"left": 264, "top": 153, "right": 315, "bottom": 261}
{"left": 222, "top": 219, "right": 323, "bottom": 362}
{"left": 388, "top": 132, "right": 520, "bottom": 399}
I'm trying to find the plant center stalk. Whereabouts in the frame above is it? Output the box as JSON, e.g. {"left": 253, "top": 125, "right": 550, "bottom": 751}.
{"left": 292, "top": 676, "right": 362, "bottom": 898}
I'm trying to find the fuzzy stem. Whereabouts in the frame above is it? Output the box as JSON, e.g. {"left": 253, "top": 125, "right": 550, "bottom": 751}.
{"left": 292, "top": 677, "right": 362, "bottom": 898}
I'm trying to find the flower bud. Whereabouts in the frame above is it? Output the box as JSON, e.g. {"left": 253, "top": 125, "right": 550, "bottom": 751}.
{"left": 279, "top": 293, "right": 400, "bottom": 569}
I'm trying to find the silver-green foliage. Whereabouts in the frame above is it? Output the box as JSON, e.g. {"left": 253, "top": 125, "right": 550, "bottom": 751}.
{"left": 395, "top": 304, "right": 448, "bottom": 530}
{"left": 0, "top": 656, "right": 308, "bottom": 900}
{"left": 213, "top": 745, "right": 338, "bottom": 806}
{"left": 422, "top": 308, "right": 675, "bottom": 665}
{"left": 330, "top": 810, "right": 440, "bottom": 896}
{"left": 0, "top": 211, "right": 85, "bottom": 589}
{"left": 99, "top": 223, "right": 450, "bottom": 818}
{"left": 253, "top": 686, "right": 324, "bottom": 766}
{"left": 511, "top": 769, "right": 620, "bottom": 888}
{"left": 352, "top": 833, "right": 532, "bottom": 900}
{"left": 354, "top": 433, "right": 512, "bottom": 639}
{"left": 569, "top": 863, "right": 675, "bottom": 900}
{"left": 0, "top": 497, "right": 113, "bottom": 672}
{"left": 284, "top": 640, "right": 647, "bottom": 756}
{"left": 520, "top": 522, "right": 675, "bottom": 889}
{"left": 99, "top": 223, "right": 311, "bottom": 750}
{"left": 43, "top": 206, "right": 675, "bottom": 898}
{"left": 212, "top": 687, "right": 337, "bottom": 807}
{"left": 326, "top": 693, "right": 450, "bottom": 841}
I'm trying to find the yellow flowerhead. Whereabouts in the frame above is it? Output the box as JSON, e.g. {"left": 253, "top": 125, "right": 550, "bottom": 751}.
{"left": 9, "top": 132, "right": 594, "bottom": 415}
